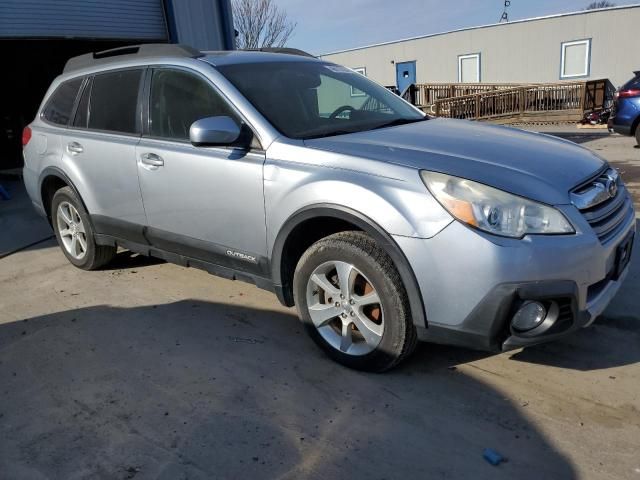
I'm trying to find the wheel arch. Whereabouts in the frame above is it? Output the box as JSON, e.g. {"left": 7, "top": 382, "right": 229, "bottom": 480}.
{"left": 39, "top": 167, "right": 92, "bottom": 227}
{"left": 271, "top": 204, "right": 427, "bottom": 328}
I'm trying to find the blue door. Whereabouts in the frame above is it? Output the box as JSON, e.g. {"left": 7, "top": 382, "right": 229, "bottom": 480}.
{"left": 396, "top": 61, "right": 416, "bottom": 94}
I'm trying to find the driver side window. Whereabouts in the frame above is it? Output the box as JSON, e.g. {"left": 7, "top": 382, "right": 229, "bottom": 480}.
{"left": 149, "top": 69, "right": 239, "bottom": 141}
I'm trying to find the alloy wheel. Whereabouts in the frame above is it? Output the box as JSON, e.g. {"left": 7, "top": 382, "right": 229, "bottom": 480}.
{"left": 305, "top": 260, "right": 384, "bottom": 356}
{"left": 56, "top": 201, "right": 88, "bottom": 260}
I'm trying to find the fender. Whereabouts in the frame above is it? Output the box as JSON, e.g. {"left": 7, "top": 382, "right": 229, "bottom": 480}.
{"left": 38, "top": 166, "right": 94, "bottom": 229}
{"left": 271, "top": 204, "right": 427, "bottom": 329}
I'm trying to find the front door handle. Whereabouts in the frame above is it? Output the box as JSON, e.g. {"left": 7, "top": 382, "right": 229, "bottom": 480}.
{"left": 67, "top": 142, "right": 83, "bottom": 155}
{"left": 140, "top": 152, "right": 164, "bottom": 168}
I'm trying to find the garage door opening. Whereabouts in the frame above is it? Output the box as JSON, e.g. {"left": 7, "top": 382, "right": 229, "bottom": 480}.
{"left": 1, "top": 39, "right": 168, "bottom": 171}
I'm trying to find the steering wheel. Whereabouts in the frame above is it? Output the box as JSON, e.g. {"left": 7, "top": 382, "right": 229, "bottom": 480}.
{"left": 329, "top": 105, "right": 356, "bottom": 119}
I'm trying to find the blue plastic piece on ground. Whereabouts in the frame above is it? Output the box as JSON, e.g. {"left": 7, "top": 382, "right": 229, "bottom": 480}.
{"left": 0, "top": 184, "right": 10, "bottom": 201}
{"left": 483, "top": 448, "right": 505, "bottom": 466}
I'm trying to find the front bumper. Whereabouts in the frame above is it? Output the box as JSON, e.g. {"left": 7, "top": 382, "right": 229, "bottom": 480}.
{"left": 394, "top": 202, "right": 636, "bottom": 352}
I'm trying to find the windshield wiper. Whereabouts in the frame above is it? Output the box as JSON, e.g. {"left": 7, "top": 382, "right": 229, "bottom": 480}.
{"left": 302, "top": 130, "right": 355, "bottom": 140}
{"left": 371, "top": 117, "right": 428, "bottom": 131}
{"left": 302, "top": 116, "right": 429, "bottom": 139}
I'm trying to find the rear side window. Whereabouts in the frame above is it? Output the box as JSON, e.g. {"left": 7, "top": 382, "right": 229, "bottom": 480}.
{"left": 42, "top": 78, "right": 83, "bottom": 126}
{"left": 88, "top": 69, "right": 143, "bottom": 134}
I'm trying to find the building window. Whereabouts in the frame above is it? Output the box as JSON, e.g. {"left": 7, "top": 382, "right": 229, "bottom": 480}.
{"left": 351, "top": 67, "right": 366, "bottom": 97}
{"left": 560, "top": 39, "right": 591, "bottom": 79}
{"left": 458, "top": 53, "right": 480, "bottom": 83}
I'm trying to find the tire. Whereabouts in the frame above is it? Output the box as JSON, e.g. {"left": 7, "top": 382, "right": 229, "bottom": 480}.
{"left": 51, "top": 186, "right": 116, "bottom": 270}
{"left": 635, "top": 124, "right": 640, "bottom": 146}
{"left": 293, "top": 231, "right": 417, "bottom": 372}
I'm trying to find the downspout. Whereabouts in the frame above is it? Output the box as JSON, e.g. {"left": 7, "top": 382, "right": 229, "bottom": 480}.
{"left": 219, "top": 0, "right": 236, "bottom": 50}
{"left": 162, "top": 0, "right": 179, "bottom": 43}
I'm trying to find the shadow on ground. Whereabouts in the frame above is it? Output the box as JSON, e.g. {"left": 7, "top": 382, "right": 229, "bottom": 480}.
{"left": 103, "top": 250, "right": 166, "bottom": 271}
{"left": 0, "top": 177, "right": 53, "bottom": 257}
{"left": 0, "top": 300, "right": 577, "bottom": 480}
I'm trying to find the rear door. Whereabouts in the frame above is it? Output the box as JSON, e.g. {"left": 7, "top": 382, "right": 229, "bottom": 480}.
{"left": 135, "top": 67, "right": 267, "bottom": 273}
{"left": 63, "top": 68, "right": 147, "bottom": 234}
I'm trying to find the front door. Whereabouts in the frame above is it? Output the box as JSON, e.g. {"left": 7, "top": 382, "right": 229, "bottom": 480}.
{"left": 136, "top": 67, "right": 267, "bottom": 273}
{"left": 396, "top": 61, "right": 416, "bottom": 95}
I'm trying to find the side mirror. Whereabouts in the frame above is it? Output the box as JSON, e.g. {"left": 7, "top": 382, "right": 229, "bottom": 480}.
{"left": 189, "top": 116, "right": 241, "bottom": 146}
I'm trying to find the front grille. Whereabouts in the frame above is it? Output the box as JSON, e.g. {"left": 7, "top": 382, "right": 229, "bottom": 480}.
{"left": 572, "top": 168, "right": 633, "bottom": 243}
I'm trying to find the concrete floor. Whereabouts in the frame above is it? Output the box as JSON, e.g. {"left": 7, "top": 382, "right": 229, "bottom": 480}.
{"left": 0, "top": 130, "right": 639, "bottom": 480}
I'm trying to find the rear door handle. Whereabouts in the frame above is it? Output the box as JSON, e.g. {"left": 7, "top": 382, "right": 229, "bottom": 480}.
{"left": 67, "top": 142, "right": 83, "bottom": 155}
{"left": 140, "top": 152, "right": 164, "bottom": 168}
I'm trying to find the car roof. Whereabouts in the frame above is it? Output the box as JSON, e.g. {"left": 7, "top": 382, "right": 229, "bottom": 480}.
{"left": 62, "top": 44, "right": 319, "bottom": 78}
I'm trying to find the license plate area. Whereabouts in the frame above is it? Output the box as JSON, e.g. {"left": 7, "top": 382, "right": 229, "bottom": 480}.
{"left": 614, "top": 232, "right": 634, "bottom": 280}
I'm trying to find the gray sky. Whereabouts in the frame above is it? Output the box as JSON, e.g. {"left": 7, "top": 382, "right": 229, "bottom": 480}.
{"left": 273, "top": 0, "right": 637, "bottom": 55}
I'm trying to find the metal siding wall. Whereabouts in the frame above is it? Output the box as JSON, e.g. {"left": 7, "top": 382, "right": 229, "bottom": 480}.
{"left": 168, "top": 0, "right": 233, "bottom": 50}
{"left": 321, "top": 7, "right": 640, "bottom": 88}
{"left": 0, "top": 0, "right": 167, "bottom": 39}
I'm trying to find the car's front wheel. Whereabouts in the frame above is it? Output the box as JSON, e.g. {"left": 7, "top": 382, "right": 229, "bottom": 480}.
{"left": 293, "top": 231, "right": 417, "bottom": 371}
{"left": 51, "top": 186, "right": 116, "bottom": 270}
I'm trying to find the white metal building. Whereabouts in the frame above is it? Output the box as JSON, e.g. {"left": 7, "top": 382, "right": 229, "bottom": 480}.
{"left": 320, "top": 5, "right": 640, "bottom": 94}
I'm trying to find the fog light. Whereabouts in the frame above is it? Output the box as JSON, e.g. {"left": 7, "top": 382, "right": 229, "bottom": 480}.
{"left": 512, "top": 301, "right": 547, "bottom": 332}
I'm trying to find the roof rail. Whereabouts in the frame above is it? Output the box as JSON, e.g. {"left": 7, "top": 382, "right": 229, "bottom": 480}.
{"left": 63, "top": 43, "right": 203, "bottom": 73}
{"left": 244, "top": 47, "right": 315, "bottom": 58}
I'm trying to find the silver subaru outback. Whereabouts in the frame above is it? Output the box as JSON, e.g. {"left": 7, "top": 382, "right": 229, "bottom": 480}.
{"left": 23, "top": 44, "right": 635, "bottom": 371}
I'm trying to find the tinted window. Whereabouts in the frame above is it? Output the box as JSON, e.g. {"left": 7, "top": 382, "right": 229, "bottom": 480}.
{"left": 217, "top": 62, "right": 424, "bottom": 139}
{"left": 42, "top": 78, "right": 83, "bottom": 126}
{"left": 89, "top": 69, "right": 143, "bottom": 134}
{"left": 73, "top": 78, "right": 92, "bottom": 128}
{"left": 149, "top": 69, "right": 238, "bottom": 140}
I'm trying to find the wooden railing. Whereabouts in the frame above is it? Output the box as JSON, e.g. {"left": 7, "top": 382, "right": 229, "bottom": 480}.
{"left": 431, "top": 80, "right": 608, "bottom": 123}
{"left": 415, "top": 82, "right": 525, "bottom": 106}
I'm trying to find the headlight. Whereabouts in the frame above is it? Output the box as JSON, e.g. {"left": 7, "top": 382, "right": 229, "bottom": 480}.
{"left": 421, "top": 171, "right": 575, "bottom": 238}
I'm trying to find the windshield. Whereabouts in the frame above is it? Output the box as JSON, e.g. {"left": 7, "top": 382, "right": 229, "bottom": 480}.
{"left": 216, "top": 61, "right": 425, "bottom": 139}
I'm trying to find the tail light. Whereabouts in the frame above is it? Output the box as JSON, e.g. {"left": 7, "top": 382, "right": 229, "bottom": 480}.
{"left": 618, "top": 89, "right": 640, "bottom": 98}
{"left": 22, "top": 126, "right": 32, "bottom": 147}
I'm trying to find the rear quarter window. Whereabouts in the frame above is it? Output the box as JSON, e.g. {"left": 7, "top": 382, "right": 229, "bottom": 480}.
{"left": 41, "top": 78, "right": 83, "bottom": 126}
{"left": 88, "top": 69, "right": 143, "bottom": 134}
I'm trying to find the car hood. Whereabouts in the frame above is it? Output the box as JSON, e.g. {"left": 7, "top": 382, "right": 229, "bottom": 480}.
{"left": 304, "top": 118, "right": 606, "bottom": 204}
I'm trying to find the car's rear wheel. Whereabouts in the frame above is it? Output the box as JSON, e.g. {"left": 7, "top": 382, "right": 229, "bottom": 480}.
{"left": 51, "top": 186, "right": 116, "bottom": 270}
{"left": 635, "top": 123, "right": 640, "bottom": 146}
{"left": 293, "top": 231, "right": 417, "bottom": 372}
